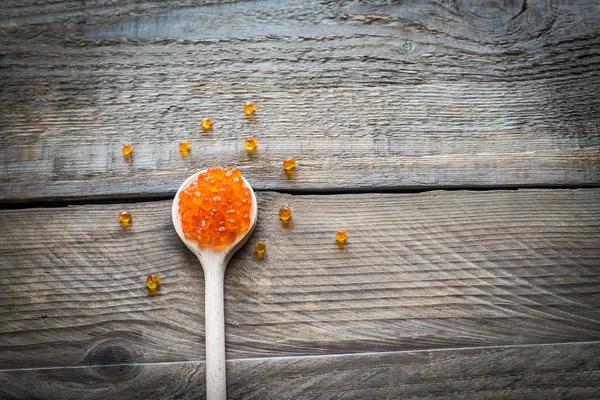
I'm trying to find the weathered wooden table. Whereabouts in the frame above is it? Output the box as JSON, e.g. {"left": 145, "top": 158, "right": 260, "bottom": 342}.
{"left": 1, "top": 1, "right": 599, "bottom": 399}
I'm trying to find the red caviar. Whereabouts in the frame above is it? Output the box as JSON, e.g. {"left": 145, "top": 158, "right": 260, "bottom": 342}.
{"left": 178, "top": 168, "right": 252, "bottom": 249}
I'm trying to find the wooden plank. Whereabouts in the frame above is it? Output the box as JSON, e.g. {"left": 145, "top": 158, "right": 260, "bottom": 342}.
{"left": 1, "top": 0, "right": 599, "bottom": 200}
{"left": 1, "top": 189, "right": 599, "bottom": 370}
{"left": 1, "top": 342, "right": 599, "bottom": 399}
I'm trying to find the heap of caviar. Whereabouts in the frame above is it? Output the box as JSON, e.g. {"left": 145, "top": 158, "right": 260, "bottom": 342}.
{"left": 178, "top": 168, "right": 252, "bottom": 249}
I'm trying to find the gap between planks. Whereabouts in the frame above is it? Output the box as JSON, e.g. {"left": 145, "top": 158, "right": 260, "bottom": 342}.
{"left": 3, "top": 184, "right": 600, "bottom": 210}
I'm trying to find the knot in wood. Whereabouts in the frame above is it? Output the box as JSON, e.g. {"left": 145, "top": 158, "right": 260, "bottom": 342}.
{"left": 86, "top": 343, "right": 138, "bottom": 379}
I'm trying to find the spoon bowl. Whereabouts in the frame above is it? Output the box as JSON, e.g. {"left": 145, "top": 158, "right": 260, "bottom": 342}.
{"left": 172, "top": 169, "right": 258, "bottom": 400}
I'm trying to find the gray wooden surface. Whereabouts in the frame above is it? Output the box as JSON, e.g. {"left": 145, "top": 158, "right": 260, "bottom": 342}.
{"left": 1, "top": 0, "right": 599, "bottom": 201}
{"left": 1, "top": 342, "right": 599, "bottom": 400}
{"left": 1, "top": 190, "right": 600, "bottom": 398}
{"left": 1, "top": 0, "right": 599, "bottom": 399}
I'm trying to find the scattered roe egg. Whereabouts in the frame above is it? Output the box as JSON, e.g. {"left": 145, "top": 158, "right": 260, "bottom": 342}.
{"left": 201, "top": 118, "right": 213, "bottom": 130}
{"left": 178, "top": 168, "right": 252, "bottom": 249}
{"left": 122, "top": 143, "right": 133, "bottom": 156}
{"left": 279, "top": 206, "right": 292, "bottom": 222}
{"left": 283, "top": 157, "right": 296, "bottom": 171}
{"left": 146, "top": 274, "right": 160, "bottom": 290}
{"left": 179, "top": 140, "right": 191, "bottom": 154}
{"left": 245, "top": 137, "right": 257, "bottom": 151}
{"left": 255, "top": 241, "right": 266, "bottom": 256}
{"left": 119, "top": 210, "right": 132, "bottom": 224}
{"left": 244, "top": 101, "right": 255, "bottom": 115}
{"left": 335, "top": 229, "right": 347, "bottom": 243}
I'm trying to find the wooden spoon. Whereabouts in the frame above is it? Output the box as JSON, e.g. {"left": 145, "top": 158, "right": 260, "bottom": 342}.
{"left": 172, "top": 170, "right": 258, "bottom": 400}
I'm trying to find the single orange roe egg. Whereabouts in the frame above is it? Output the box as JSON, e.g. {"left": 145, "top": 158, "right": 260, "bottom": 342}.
{"left": 179, "top": 141, "right": 191, "bottom": 154}
{"left": 119, "top": 210, "right": 132, "bottom": 224}
{"left": 244, "top": 101, "right": 255, "bottom": 115}
{"left": 255, "top": 241, "right": 266, "bottom": 256}
{"left": 178, "top": 168, "right": 253, "bottom": 250}
{"left": 245, "top": 137, "right": 257, "bottom": 151}
{"left": 335, "top": 229, "right": 347, "bottom": 243}
{"left": 201, "top": 118, "right": 213, "bottom": 130}
{"left": 283, "top": 157, "right": 296, "bottom": 171}
{"left": 279, "top": 206, "right": 292, "bottom": 222}
{"left": 122, "top": 143, "right": 133, "bottom": 156}
{"left": 146, "top": 274, "right": 160, "bottom": 290}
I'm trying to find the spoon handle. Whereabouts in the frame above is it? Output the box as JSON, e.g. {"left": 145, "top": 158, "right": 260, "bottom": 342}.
{"left": 204, "top": 266, "right": 227, "bottom": 400}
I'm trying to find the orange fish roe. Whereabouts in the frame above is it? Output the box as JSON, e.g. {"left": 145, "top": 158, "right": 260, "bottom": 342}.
{"left": 179, "top": 140, "right": 191, "bottom": 154}
{"left": 178, "top": 168, "right": 252, "bottom": 249}
{"left": 201, "top": 118, "right": 213, "bottom": 130}
{"left": 119, "top": 210, "right": 132, "bottom": 223}
{"left": 283, "top": 157, "right": 296, "bottom": 171}
{"left": 335, "top": 229, "right": 347, "bottom": 243}
{"left": 122, "top": 143, "right": 133, "bottom": 156}
{"left": 244, "top": 101, "right": 256, "bottom": 115}
{"left": 146, "top": 274, "right": 160, "bottom": 290}
{"left": 278, "top": 206, "right": 292, "bottom": 222}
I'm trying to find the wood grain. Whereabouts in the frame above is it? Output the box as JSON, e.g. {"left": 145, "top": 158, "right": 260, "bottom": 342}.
{"left": 1, "top": 342, "right": 599, "bottom": 399}
{"left": 1, "top": 189, "right": 599, "bottom": 370}
{"left": 1, "top": 0, "right": 599, "bottom": 201}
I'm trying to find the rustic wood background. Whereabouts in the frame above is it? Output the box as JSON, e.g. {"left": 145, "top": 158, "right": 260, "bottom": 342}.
{"left": 1, "top": 0, "right": 599, "bottom": 399}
